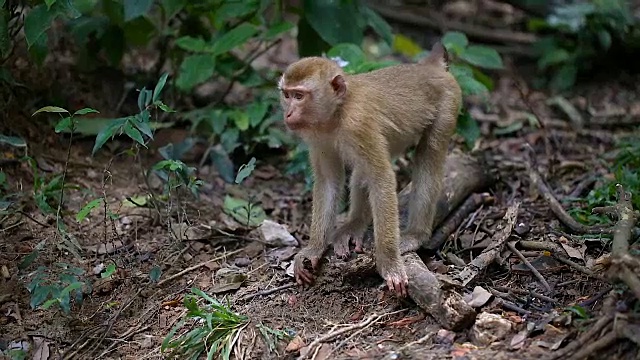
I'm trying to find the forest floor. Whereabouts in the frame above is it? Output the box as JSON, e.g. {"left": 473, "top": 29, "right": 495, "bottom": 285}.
{"left": 2, "top": 23, "right": 640, "bottom": 360}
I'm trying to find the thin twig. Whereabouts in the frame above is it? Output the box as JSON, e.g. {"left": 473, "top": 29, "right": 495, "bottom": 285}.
{"left": 506, "top": 241, "right": 551, "bottom": 292}
{"left": 241, "top": 283, "right": 295, "bottom": 301}
{"left": 157, "top": 249, "right": 243, "bottom": 286}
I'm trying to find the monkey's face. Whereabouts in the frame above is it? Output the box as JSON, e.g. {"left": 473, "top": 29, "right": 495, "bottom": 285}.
{"left": 278, "top": 77, "right": 345, "bottom": 132}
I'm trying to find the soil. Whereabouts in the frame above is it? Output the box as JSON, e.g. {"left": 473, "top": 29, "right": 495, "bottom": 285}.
{"left": 1, "top": 13, "right": 640, "bottom": 360}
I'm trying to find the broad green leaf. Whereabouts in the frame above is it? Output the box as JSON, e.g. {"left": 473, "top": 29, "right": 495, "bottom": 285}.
{"left": 124, "top": 0, "right": 153, "bottom": 21}
{"left": 33, "top": 106, "right": 69, "bottom": 115}
{"left": 459, "top": 45, "right": 504, "bottom": 69}
{"left": 123, "top": 121, "right": 146, "bottom": 146}
{"left": 28, "top": 31, "right": 49, "bottom": 65}
{"left": 246, "top": 102, "right": 269, "bottom": 128}
{"left": 264, "top": 21, "right": 295, "bottom": 40}
{"left": 175, "top": 36, "right": 208, "bottom": 52}
{"left": 160, "top": 0, "right": 184, "bottom": 20}
{"left": 153, "top": 73, "right": 169, "bottom": 102}
{"left": 549, "top": 63, "right": 577, "bottom": 91}
{"left": 102, "top": 26, "right": 125, "bottom": 66}
{"left": 74, "top": 107, "right": 99, "bottom": 116}
{"left": 175, "top": 54, "right": 216, "bottom": 91}
{"left": 0, "top": 134, "right": 26, "bottom": 147}
{"left": 133, "top": 113, "right": 153, "bottom": 139}
{"left": 537, "top": 48, "right": 570, "bottom": 70}
{"left": 72, "top": 0, "right": 99, "bottom": 14}
{"left": 221, "top": 127, "right": 240, "bottom": 153}
{"left": 123, "top": 16, "right": 156, "bottom": 46}
{"left": 60, "top": 281, "right": 84, "bottom": 295}
{"left": 24, "top": 5, "right": 56, "bottom": 48}
{"left": 235, "top": 157, "right": 256, "bottom": 184}
{"left": 41, "top": 298, "right": 59, "bottom": 310}
{"left": 296, "top": 16, "right": 331, "bottom": 57}
{"left": 76, "top": 198, "right": 103, "bottom": 222}
{"left": 392, "top": 34, "right": 422, "bottom": 58}
{"left": 213, "top": 1, "right": 259, "bottom": 28}
{"left": 209, "top": 109, "right": 228, "bottom": 135}
{"left": 101, "top": 264, "right": 116, "bottom": 278}
{"left": 123, "top": 194, "right": 150, "bottom": 207}
{"left": 302, "top": 0, "right": 365, "bottom": 46}
{"left": 55, "top": 117, "right": 73, "bottom": 133}
{"left": 0, "top": 9, "right": 10, "bottom": 58}
{"left": 450, "top": 64, "right": 489, "bottom": 97}
{"left": 456, "top": 110, "right": 480, "bottom": 150}
{"left": 156, "top": 101, "right": 176, "bottom": 113}
{"left": 209, "top": 145, "right": 235, "bottom": 183}
{"left": 327, "top": 43, "right": 366, "bottom": 67}
{"left": 361, "top": 5, "right": 393, "bottom": 46}
{"left": 232, "top": 111, "right": 249, "bottom": 131}
{"left": 92, "top": 118, "right": 127, "bottom": 155}
{"left": 45, "top": 0, "right": 57, "bottom": 9}
{"left": 30, "top": 285, "right": 52, "bottom": 308}
{"left": 211, "top": 23, "right": 259, "bottom": 55}
{"left": 137, "top": 87, "right": 152, "bottom": 111}
{"left": 149, "top": 266, "right": 162, "bottom": 282}
{"left": 223, "top": 195, "right": 266, "bottom": 227}
{"left": 442, "top": 31, "right": 468, "bottom": 55}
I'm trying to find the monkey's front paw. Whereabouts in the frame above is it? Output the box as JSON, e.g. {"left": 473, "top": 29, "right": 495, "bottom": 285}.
{"left": 293, "top": 251, "right": 323, "bottom": 286}
{"left": 333, "top": 226, "right": 366, "bottom": 260}
{"left": 381, "top": 265, "right": 409, "bottom": 298}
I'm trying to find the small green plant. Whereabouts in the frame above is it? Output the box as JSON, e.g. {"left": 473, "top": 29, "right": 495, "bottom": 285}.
{"left": 23, "top": 263, "right": 89, "bottom": 315}
{"left": 257, "top": 323, "right": 292, "bottom": 354}
{"left": 529, "top": 0, "right": 638, "bottom": 91}
{"left": 222, "top": 157, "right": 266, "bottom": 227}
{"left": 568, "top": 136, "right": 640, "bottom": 225}
{"left": 161, "top": 288, "right": 249, "bottom": 360}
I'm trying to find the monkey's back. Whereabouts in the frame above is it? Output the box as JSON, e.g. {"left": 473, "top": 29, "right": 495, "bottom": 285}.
{"left": 343, "top": 63, "right": 460, "bottom": 156}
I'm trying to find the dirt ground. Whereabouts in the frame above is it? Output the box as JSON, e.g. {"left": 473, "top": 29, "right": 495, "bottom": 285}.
{"left": 1, "top": 19, "right": 640, "bottom": 360}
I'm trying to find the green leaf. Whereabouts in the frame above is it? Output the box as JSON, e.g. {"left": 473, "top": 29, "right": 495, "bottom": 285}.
{"left": 176, "top": 54, "right": 216, "bottom": 91}
{"left": 54, "top": 117, "right": 73, "bottom": 133}
{"left": 211, "top": 23, "right": 259, "bottom": 55}
{"left": 450, "top": 64, "right": 489, "bottom": 97}
{"left": 133, "top": 113, "right": 154, "bottom": 139}
{"left": 153, "top": 73, "right": 169, "bottom": 103}
{"left": 327, "top": 43, "right": 366, "bottom": 68}
{"left": 233, "top": 113, "right": 250, "bottom": 131}
{"left": 296, "top": 16, "right": 331, "bottom": 57}
{"left": 246, "top": 102, "right": 269, "bottom": 128}
{"left": 0, "top": 134, "right": 26, "bottom": 147}
{"left": 60, "top": 281, "right": 84, "bottom": 296}
{"left": 33, "top": 106, "right": 69, "bottom": 115}
{"left": 149, "top": 266, "right": 162, "bottom": 282}
{"left": 459, "top": 45, "right": 504, "bottom": 70}
{"left": 456, "top": 110, "right": 480, "bottom": 149}
{"left": 537, "top": 48, "right": 570, "bottom": 70}
{"left": 442, "top": 31, "right": 468, "bottom": 55}
{"left": 235, "top": 157, "right": 256, "bottom": 184}
{"left": 92, "top": 118, "right": 127, "bottom": 155}
{"left": 0, "top": 9, "right": 10, "bottom": 58}
{"left": 264, "top": 21, "right": 295, "bottom": 40}
{"left": 223, "top": 195, "right": 266, "bottom": 227}
{"left": 361, "top": 5, "right": 393, "bottom": 46}
{"left": 213, "top": 0, "right": 259, "bottom": 28}
{"left": 302, "top": 0, "right": 365, "bottom": 46}
{"left": 18, "top": 249, "right": 40, "bottom": 270}
{"left": 137, "top": 87, "right": 152, "bottom": 111}
{"left": 156, "top": 101, "right": 176, "bottom": 113}
{"left": 24, "top": 5, "right": 56, "bottom": 48}
{"left": 392, "top": 34, "right": 422, "bottom": 58}
{"left": 76, "top": 198, "right": 103, "bottom": 222}
{"left": 74, "top": 107, "right": 100, "bottom": 116}
{"left": 101, "top": 263, "right": 116, "bottom": 278}
{"left": 549, "top": 63, "right": 577, "bottom": 92}
{"left": 160, "top": 0, "right": 184, "bottom": 20}
{"left": 45, "top": 0, "right": 57, "bottom": 9}
{"left": 209, "top": 145, "right": 235, "bottom": 183}
{"left": 175, "top": 36, "right": 208, "bottom": 52}
{"left": 123, "top": 121, "right": 146, "bottom": 146}
{"left": 123, "top": 16, "right": 156, "bottom": 46}
{"left": 124, "top": 0, "right": 153, "bottom": 21}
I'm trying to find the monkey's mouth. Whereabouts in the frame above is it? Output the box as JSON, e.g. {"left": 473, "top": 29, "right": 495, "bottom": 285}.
{"left": 284, "top": 120, "right": 305, "bottom": 131}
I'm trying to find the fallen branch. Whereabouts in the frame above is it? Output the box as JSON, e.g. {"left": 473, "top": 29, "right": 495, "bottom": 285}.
{"left": 455, "top": 202, "right": 520, "bottom": 287}
{"left": 519, "top": 240, "right": 602, "bottom": 279}
{"left": 506, "top": 241, "right": 552, "bottom": 292}
{"left": 157, "top": 249, "right": 243, "bottom": 286}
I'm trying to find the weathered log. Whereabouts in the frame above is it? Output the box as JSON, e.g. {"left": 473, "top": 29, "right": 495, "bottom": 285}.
{"left": 342, "top": 150, "right": 493, "bottom": 330}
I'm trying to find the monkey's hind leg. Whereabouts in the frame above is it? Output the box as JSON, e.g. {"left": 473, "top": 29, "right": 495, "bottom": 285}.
{"left": 402, "top": 116, "right": 456, "bottom": 253}
{"left": 333, "top": 168, "right": 372, "bottom": 259}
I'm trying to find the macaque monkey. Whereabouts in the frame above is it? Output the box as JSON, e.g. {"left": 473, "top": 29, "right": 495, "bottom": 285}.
{"left": 278, "top": 42, "right": 461, "bottom": 297}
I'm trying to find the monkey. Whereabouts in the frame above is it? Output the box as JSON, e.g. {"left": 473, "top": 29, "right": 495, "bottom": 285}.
{"left": 278, "top": 42, "right": 462, "bottom": 297}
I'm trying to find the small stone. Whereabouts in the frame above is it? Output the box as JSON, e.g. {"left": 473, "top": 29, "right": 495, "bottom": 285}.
{"left": 259, "top": 220, "right": 298, "bottom": 247}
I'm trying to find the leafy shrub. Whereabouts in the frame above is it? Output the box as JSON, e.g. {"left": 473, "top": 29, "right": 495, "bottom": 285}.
{"left": 529, "top": 0, "right": 639, "bottom": 91}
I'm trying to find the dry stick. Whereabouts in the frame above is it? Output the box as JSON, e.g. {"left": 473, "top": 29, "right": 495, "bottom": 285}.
{"left": 519, "top": 240, "right": 602, "bottom": 279}
{"left": 493, "top": 286, "right": 557, "bottom": 305}
{"left": 455, "top": 202, "right": 520, "bottom": 287}
{"left": 593, "top": 184, "right": 640, "bottom": 300}
{"left": 528, "top": 165, "right": 613, "bottom": 235}
{"left": 428, "top": 192, "right": 494, "bottom": 250}
{"left": 506, "top": 241, "right": 552, "bottom": 292}
{"left": 367, "top": 2, "right": 538, "bottom": 44}
{"left": 567, "top": 331, "right": 617, "bottom": 360}
{"left": 549, "top": 309, "right": 615, "bottom": 359}
{"left": 157, "top": 249, "right": 243, "bottom": 286}
{"left": 240, "top": 283, "right": 295, "bottom": 301}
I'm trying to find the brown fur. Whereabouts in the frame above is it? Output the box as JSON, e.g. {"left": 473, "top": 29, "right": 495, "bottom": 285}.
{"left": 279, "top": 42, "right": 462, "bottom": 297}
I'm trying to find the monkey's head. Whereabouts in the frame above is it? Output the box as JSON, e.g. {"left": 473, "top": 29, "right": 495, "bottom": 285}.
{"left": 278, "top": 57, "right": 347, "bottom": 132}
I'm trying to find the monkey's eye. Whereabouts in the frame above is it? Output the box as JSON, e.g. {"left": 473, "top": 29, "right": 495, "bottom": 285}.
{"left": 283, "top": 91, "right": 290, "bottom": 99}
{"left": 293, "top": 92, "right": 304, "bottom": 100}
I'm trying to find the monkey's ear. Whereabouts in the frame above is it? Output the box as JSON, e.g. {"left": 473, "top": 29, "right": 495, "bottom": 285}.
{"left": 331, "top": 74, "right": 346, "bottom": 97}
{"left": 422, "top": 41, "right": 449, "bottom": 70}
